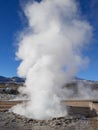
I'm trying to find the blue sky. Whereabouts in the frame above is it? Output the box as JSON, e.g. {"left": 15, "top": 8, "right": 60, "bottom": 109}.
{"left": 0, "top": 0, "right": 98, "bottom": 80}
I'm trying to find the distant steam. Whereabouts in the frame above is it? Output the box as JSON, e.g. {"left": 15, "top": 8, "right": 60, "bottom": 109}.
{"left": 12, "top": 0, "right": 92, "bottom": 119}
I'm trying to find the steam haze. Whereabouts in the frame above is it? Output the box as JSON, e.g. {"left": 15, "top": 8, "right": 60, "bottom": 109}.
{"left": 12, "top": 0, "right": 92, "bottom": 119}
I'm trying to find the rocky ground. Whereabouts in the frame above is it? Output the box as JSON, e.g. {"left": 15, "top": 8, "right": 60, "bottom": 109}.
{"left": 0, "top": 110, "right": 98, "bottom": 130}
{"left": 0, "top": 83, "right": 98, "bottom": 130}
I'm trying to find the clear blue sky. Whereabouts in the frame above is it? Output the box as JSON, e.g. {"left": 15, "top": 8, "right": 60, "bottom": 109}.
{"left": 0, "top": 0, "right": 98, "bottom": 81}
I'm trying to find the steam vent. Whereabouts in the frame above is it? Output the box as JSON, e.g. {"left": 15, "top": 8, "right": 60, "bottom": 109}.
{"left": 0, "top": 0, "right": 98, "bottom": 129}
{"left": 0, "top": 77, "right": 98, "bottom": 130}
{"left": 0, "top": 100, "right": 98, "bottom": 117}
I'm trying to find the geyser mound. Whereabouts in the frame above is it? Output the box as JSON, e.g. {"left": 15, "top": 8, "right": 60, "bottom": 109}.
{"left": 11, "top": 0, "right": 92, "bottom": 120}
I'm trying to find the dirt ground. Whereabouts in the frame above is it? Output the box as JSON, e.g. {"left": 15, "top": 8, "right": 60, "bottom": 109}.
{"left": 1, "top": 82, "right": 98, "bottom": 130}
{"left": 0, "top": 110, "right": 98, "bottom": 130}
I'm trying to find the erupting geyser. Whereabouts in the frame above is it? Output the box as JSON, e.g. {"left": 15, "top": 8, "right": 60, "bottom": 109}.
{"left": 12, "top": 0, "right": 92, "bottom": 119}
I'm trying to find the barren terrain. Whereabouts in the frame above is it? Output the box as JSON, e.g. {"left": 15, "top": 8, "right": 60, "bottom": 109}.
{"left": 0, "top": 80, "right": 98, "bottom": 130}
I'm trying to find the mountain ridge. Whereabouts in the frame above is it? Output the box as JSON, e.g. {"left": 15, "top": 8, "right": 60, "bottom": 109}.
{"left": 0, "top": 76, "right": 24, "bottom": 83}
{"left": 0, "top": 75, "right": 97, "bottom": 84}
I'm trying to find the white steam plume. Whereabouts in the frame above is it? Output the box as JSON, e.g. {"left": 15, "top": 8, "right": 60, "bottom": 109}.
{"left": 12, "top": 0, "right": 92, "bottom": 119}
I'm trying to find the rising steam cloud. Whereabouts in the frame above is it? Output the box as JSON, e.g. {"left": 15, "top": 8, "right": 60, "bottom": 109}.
{"left": 12, "top": 0, "right": 92, "bottom": 119}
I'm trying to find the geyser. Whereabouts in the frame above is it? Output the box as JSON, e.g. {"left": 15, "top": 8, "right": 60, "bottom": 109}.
{"left": 12, "top": 0, "right": 92, "bottom": 119}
